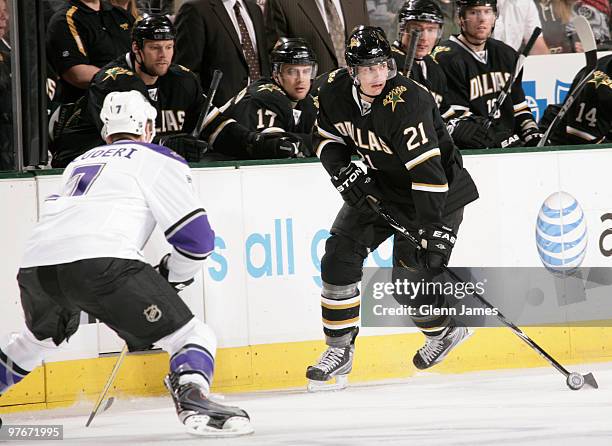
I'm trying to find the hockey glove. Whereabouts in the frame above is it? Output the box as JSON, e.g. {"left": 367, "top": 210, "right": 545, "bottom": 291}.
{"left": 246, "top": 131, "right": 303, "bottom": 159}
{"left": 447, "top": 116, "right": 494, "bottom": 150}
{"left": 331, "top": 163, "right": 381, "bottom": 213}
{"left": 158, "top": 133, "right": 210, "bottom": 162}
{"left": 417, "top": 224, "right": 457, "bottom": 271}
{"left": 157, "top": 254, "right": 195, "bottom": 292}
{"left": 521, "top": 125, "right": 544, "bottom": 147}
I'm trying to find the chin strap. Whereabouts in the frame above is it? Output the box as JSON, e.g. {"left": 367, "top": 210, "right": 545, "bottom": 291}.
{"left": 132, "top": 51, "right": 157, "bottom": 77}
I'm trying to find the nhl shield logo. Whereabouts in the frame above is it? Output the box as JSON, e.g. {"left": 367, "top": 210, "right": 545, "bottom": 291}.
{"left": 144, "top": 305, "right": 162, "bottom": 323}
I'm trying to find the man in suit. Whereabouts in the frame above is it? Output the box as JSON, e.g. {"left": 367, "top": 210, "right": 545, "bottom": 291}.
{"left": 265, "top": 0, "right": 370, "bottom": 74}
{"left": 174, "top": 0, "right": 271, "bottom": 106}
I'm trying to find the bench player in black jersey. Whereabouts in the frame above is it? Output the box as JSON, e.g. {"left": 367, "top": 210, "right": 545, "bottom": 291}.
{"left": 433, "top": 0, "right": 543, "bottom": 149}
{"left": 305, "top": 26, "right": 479, "bottom": 390}
{"left": 390, "top": 0, "right": 452, "bottom": 119}
{"left": 544, "top": 54, "right": 612, "bottom": 145}
{"left": 50, "top": 14, "right": 299, "bottom": 167}
{"left": 222, "top": 38, "right": 318, "bottom": 156}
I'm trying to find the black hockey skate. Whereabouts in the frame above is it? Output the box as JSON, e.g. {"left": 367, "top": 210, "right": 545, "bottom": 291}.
{"left": 413, "top": 323, "right": 472, "bottom": 370}
{"left": 164, "top": 372, "right": 253, "bottom": 437}
{"left": 306, "top": 345, "right": 354, "bottom": 392}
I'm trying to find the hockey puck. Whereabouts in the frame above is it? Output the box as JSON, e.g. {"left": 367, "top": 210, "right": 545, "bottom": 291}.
{"left": 566, "top": 372, "right": 585, "bottom": 390}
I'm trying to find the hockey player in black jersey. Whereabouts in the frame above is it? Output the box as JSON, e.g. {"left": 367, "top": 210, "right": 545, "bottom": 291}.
{"left": 49, "top": 14, "right": 299, "bottom": 167}
{"left": 391, "top": 0, "right": 452, "bottom": 119}
{"left": 433, "top": 0, "right": 543, "bottom": 149}
{"left": 544, "top": 54, "right": 612, "bottom": 145}
{"left": 223, "top": 38, "right": 318, "bottom": 156}
{"left": 305, "top": 26, "right": 479, "bottom": 390}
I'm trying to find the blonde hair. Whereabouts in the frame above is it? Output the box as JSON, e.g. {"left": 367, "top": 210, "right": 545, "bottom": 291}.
{"left": 111, "top": 0, "right": 140, "bottom": 20}
{"left": 552, "top": 0, "right": 575, "bottom": 24}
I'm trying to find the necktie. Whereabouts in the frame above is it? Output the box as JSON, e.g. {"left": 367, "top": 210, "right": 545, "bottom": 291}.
{"left": 324, "top": 0, "right": 346, "bottom": 67}
{"left": 233, "top": 2, "right": 261, "bottom": 82}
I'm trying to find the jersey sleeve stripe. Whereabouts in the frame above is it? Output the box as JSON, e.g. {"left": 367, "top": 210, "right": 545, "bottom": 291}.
{"left": 66, "top": 6, "right": 87, "bottom": 56}
{"left": 411, "top": 182, "right": 449, "bottom": 192}
{"left": 317, "top": 126, "right": 345, "bottom": 144}
{"left": 203, "top": 107, "right": 221, "bottom": 129}
{"left": 261, "top": 127, "right": 287, "bottom": 133}
{"left": 566, "top": 125, "right": 598, "bottom": 141}
{"left": 166, "top": 209, "right": 207, "bottom": 238}
{"left": 209, "top": 118, "right": 236, "bottom": 147}
{"left": 404, "top": 148, "right": 441, "bottom": 171}
{"left": 167, "top": 212, "right": 215, "bottom": 258}
{"left": 513, "top": 101, "right": 530, "bottom": 112}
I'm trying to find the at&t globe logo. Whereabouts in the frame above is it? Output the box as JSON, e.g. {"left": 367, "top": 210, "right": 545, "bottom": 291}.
{"left": 536, "top": 192, "right": 587, "bottom": 271}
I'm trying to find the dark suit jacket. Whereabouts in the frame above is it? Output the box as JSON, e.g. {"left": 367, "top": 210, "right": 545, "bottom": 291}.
{"left": 265, "top": 0, "right": 369, "bottom": 74}
{"left": 174, "top": 0, "right": 271, "bottom": 107}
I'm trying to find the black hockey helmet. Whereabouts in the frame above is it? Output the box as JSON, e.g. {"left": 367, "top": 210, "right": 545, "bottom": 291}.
{"left": 345, "top": 26, "right": 397, "bottom": 85}
{"left": 271, "top": 38, "right": 318, "bottom": 78}
{"left": 398, "top": 0, "right": 444, "bottom": 47}
{"left": 132, "top": 13, "right": 175, "bottom": 49}
{"left": 345, "top": 26, "right": 393, "bottom": 67}
{"left": 456, "top": 0, "right": 497, "bottom": 16}
{"left": 399, "top": 0, "right": 444, "bottom": 27}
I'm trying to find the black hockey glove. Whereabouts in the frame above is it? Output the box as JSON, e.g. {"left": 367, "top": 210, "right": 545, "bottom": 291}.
{"left": 246, "top": 131, "right": 304, "bottom": 159}
{"left": 417, "top": 224, "right": 457, "bottom": 271}
{"left": 157, "top": 254, "right": 195, "bottom": 292}
{"left": 447, "top": 116, "right": 494, "bottom": 150}
{"left": 331, "top": 163, "right": 381, "bottom": 213}
{"left": 521, "top": 125, "right": 544, "bottom": 147}
{"left": 158, "top": 133, "right": 210, "bottom": 162}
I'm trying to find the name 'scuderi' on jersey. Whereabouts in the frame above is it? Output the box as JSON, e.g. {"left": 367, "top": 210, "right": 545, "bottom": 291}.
{"left": 333, "top": 121, "right": 393, "bottom": 155}
{"left": 470, "top": 71, "right": 511, "bottom": 101}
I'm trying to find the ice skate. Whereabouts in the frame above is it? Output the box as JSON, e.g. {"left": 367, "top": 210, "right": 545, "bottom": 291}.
{"left": 306, "top": 345, "right": 354, "bottom": 392}
{"left": 413, "top": 323, "right": 472, "bottom": 370}
{"left": 164, "top": 372, "right": 253, "bottom": 437}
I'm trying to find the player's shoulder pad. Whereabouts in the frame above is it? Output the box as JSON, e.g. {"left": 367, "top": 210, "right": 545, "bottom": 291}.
{"left": 391, "top": 42, "right": 406, "bottom": 56}
{"left": 167, "top": 63, "right": 199, "bottom": 80}
{"left": 317, "top": 68, "right": 350, "bottom": 96}
{"left": 96, "top": 65, "right": 136, "bottom": 83}
{"left": 430, "top": 44, "right": 454, "bottom": 63}
{"left": 137, "top": 141, "right": 189, "bottom": 166}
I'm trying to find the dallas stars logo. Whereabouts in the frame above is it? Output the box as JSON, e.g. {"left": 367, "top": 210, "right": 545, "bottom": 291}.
{"left": 102, "top": 67, "right": 133, "bottom": 81}
{"left": 383, "top": 86, "right": 407, "bottom": 112}
{"left": 257, "top": 83, "right": 284, "bottom": 94}
{"left": 588, "top": 70, "right": 612, "bottom": 89}
{"left": 120, "top": 23, "right": 129, "bottom": 30}
{"left": 349, "top": 37, "right": 360, "bottom": 49}
{"left": 430, "top": 46, "right": 450, "bottom": 62}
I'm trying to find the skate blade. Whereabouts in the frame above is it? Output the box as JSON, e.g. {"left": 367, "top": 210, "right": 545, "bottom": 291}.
{"left": 185, "top": 415, "right": 254, "bottom": 438}
{"left": 307, "top": 375, "right": 348, "bottom": 393}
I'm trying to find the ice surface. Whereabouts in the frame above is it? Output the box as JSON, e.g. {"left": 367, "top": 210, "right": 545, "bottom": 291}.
{"left": 3, "top": 363, "right": 612, "bottom": 445}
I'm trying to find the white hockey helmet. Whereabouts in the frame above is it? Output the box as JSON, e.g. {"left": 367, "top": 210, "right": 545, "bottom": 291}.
{"left": 100, "top": 90, "right": 157, "bottom": 142}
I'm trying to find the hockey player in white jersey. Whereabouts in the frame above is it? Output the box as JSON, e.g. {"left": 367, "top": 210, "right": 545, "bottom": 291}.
{"left": 0, "top": 91, "right": 253, "bottom": 437}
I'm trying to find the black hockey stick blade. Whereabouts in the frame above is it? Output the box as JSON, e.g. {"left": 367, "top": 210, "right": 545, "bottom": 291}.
{"left": 402, "top": 29, "right": 422, "bottom": 78}
{"left": 584, "top": 372, "right": 599, "bottom": 389}
{"left": 485, "top": 27, "right": 541, "bottom": 129}
{"left": 192, "top": 69, "right": 223, "bottom": 138}
{"left": 538, "top": 16, "right": 597, "bottom": 147}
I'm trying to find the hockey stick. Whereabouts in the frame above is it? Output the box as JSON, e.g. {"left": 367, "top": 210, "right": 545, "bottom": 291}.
{"left": 402, "top": 29, "right": 422, "bottom": 78}
{"left": 191, "top": 69, "right": 223, "bottom": 138}
{"left": 538, "top": 16, "right": 597, "bottom": 147}
{"left": 366, "top": 197, "right": 598, "bottom": 390}
{"left": 85, "top": 344, "right": 129, "bottom": 427}
{"left": 484, "top": 27, "right": 541, "bottom": 130}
